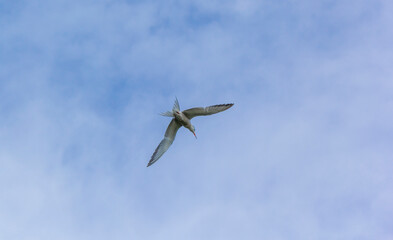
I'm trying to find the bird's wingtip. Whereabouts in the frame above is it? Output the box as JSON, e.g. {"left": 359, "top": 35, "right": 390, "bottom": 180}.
{"left": 147, "top": 160, "right": 156, "bottom": 167}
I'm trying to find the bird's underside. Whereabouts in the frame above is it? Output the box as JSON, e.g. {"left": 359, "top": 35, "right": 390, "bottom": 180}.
{"left": 147, "top": 99, "right": 233, "bottom": 167}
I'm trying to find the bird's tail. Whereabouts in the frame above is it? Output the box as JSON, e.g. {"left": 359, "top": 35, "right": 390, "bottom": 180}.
{"left": 160, "top": 111, "right": 174, "bottom": 117}
{"left": 160, "top": 98, "right": 180, "bottom": 117}
{"left": 173, "top": 97, "right": 180, "bottom": 111}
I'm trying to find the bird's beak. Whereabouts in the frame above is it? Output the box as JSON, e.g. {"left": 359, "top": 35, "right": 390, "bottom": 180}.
{"left": 193, "top": 131, "right": 197, "bottom": 139}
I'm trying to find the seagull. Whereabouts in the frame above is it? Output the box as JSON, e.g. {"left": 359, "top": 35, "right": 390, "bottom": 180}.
{"left": 147, "top": 98, "right": 234, "bottom": 167}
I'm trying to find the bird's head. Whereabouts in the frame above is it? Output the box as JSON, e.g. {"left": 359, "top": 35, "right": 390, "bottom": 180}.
{"left": 190, "top": 125, "right": 197, "bottom": 139}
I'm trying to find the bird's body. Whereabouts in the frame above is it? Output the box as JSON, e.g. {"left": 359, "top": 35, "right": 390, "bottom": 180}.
{"left": 147, "top": 98, "right": 234, "bottom": 167}
{"left": 174, "top": 111, "right": 192, "bottom": 130}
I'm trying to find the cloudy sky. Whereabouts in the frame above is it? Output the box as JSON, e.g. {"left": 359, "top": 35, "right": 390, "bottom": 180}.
{"left": 1, "top": 0, "right": 392, "bottom": 239}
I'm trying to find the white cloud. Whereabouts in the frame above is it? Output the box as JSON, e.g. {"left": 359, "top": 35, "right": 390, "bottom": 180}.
{"left": 1, "top": 0, "right": 392, "bottom": 239}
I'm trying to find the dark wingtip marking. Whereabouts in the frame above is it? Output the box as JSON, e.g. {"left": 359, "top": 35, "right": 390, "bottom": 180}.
{"left": 147, "top": 158, "right": 155, "bottom": 167}
{"left": 211, "top": 103, "right": 234, "bottom": 107}
{"left": 147, "top": 159, "right": 156, "bottom": 167}
{"left": 211, "top": 103, "right": 234, "bottom": 110}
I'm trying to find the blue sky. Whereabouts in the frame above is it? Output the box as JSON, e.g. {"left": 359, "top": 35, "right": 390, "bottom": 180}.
{"left": 1, "top": 0, "right": 392, "bottom": 239}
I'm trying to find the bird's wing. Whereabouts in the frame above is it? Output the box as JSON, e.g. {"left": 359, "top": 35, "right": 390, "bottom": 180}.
{"left": 147, "top": 119, "right": 181, "bottom": 167}
{"left": 183, "top": 103, "right": 234, "bottom": 119}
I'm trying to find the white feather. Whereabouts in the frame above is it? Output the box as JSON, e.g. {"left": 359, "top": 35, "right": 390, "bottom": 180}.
{"left": 160, "top": 111, "right": 174, "bottom": 117}
{"left": 173, "top": 97, "right": 180, "bottom": 111}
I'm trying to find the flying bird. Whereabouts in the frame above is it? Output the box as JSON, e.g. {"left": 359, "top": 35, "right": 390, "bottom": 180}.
{"left": 147, "top": 98, "right": 234, "bottom": 167}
